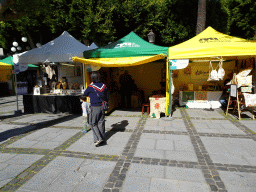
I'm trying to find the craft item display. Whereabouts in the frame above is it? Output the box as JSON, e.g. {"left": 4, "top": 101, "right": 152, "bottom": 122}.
{"left": 195, "top": 91, "right": 207, "bottom": 100}
{"left": 149, "top": 97, "right": 166, "bottom": 119}
{"left": 33, "top": 87, "right": 40, "bottom": 95}
{"left": 243, "top": 93, "right": 256, "bottom": 107}
{"left": 173, "top": 70, "right": 178, "bottom": 78}
{"left": 51, "top": 81, "right": 56, "bottom": 90}
{"left": 74, "top": 82, "right": 80, "bottom": 89}
{"left": 236, "top": 75, "right": 252, "bottom": 88}
{"left": 184, "top": 66, "right": 191, "bottom": 74}
{"left": 237, "top": 68, "right": 252, "bottom": 77}
{"left": 179, "top": 91, "right": 222, "bottom": 108}
{"left": 226, "top": 68, "right": 253, "bottom": 86}
{"left": 188, "top": 84, "right": 193, "bottom": 91}
{"left": 182, "top": 91, "right": 194, "bottom": 102}
{"left": 207, "top": 60, "right": 225, "bottom": 81}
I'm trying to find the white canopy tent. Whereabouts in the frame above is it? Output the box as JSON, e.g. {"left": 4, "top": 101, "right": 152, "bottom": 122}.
{"left": 14, "top": 31, "right": 98, "bottom": 91}
{"left": 15, "top": 31, "right": 98, "bottom": 64}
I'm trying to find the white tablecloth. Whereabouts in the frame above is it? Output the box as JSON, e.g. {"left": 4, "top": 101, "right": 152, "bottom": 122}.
{"left": 179, "top": 91, "right": 222, "bottom": 108}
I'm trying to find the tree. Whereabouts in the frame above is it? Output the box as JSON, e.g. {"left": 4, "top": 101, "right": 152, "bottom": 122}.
{"left": 112, "top": 0, "right": 198, "bottom": 46}
{"left": 206, "top": 0, "right": 227, "bottom": 33}
{"left": 196, "top": 0, "right": 206, "bottom": 35}
{"left": 221, "top": 0, "right": 256, "bottom": 40}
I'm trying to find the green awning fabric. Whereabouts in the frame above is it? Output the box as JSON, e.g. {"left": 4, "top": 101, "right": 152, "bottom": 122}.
{"left": 83, "top": 31, "right": 168, "bottom": 58}
{"left": 0, "top": 56, "right": 39, "bottom": 69}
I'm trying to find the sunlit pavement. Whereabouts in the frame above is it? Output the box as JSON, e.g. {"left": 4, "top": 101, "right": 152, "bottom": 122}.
{"left": 0, "top": 95, "right": 256, "bottom": 191}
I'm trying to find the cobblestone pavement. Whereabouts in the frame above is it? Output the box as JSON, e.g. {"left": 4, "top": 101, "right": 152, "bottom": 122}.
{"left": 0, "top": 95, "right": 256, "bottom": 191}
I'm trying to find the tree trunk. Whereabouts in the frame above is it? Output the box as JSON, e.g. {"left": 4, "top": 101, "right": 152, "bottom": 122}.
{"left": 196, "top": 0, "right": 206, "bottom": 35}
{"left": 26, "top": 31, "right": 36, "bottom": 49}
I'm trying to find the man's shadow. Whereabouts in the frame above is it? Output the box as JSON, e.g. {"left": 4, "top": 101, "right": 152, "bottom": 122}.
{"left": 103, "top": 120, "right": 129, "bottom": 145}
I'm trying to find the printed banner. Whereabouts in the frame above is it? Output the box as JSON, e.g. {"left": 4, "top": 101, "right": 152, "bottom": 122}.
{"left": 169, "top": 59, "right": 189, "bottom": 70}
{"left": 191, "top": 65, "right": 209, "bottom": 79}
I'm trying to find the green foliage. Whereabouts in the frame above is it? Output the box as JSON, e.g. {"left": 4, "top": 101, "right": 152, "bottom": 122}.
{"left": 221, "top": 0, "right": 256, "bottom": 40}
{"left": 0, "top": 0, "right": 256, "bottom": 56}
{"left": 206, "top": 0, "right": 228, "bottom": 33}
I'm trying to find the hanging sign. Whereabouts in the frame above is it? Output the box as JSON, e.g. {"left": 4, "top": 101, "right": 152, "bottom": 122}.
{"left": 230, "top": 84, "right": 237, "bottom": 97}
{"left": 14, "top": 64, "right": 20, "bottom": 74}
{"left": 169, "top": 59, "right": 189, "bottom": 70}
{"left": 19, "top": 63, "right": 28, "bottom": 72}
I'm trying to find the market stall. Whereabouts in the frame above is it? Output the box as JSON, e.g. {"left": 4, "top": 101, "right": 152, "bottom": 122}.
{"left": 168, "top": 27, "right": 256, "bottom": 110}
{"left": 14, "top": 31, "right": 98, "bottom": 114}
{"left": 72, "top": 31, "right": 169, "bottom": 115}
{"left": 0, "top": 62, "right": 12, "bottom": 96}
{"left": 0, "top": 56, "right": 39, "bottom": 94}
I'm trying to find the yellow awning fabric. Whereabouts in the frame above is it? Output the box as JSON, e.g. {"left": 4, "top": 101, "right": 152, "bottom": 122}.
{"left": 168, "top": 27, "right": 256, "bottom": 60}
{"left": 0, "top": 62, "right": 12, "bottom": 70}
{"left": 72, "top": 54, "right": 166, "bottom": 67}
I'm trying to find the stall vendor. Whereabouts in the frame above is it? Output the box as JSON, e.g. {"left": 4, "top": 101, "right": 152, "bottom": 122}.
{"left": 219, "top": 79, "right": 230, "bottom": 108}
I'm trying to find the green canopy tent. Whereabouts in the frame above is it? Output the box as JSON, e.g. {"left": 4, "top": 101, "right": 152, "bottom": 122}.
{"left": 0, "top": 56, "right": 39, "bottom": 95}
{"left": 0, "top": 56, "right": 39, "bottom": 69}
{"left": 73, "top": 31, "right": 172, "bottom": 116}
{"left": 82, "top": 31, "right": 168, "bottom": 59}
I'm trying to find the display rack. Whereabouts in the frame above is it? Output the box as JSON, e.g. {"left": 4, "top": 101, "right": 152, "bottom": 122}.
{"left": 226, "top": 73, "right": 255, "bottom": 120}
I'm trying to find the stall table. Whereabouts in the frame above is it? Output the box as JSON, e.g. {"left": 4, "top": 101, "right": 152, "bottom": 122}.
{"left": 179, "top": 91, "right": 222, "bottom": 108}
{"left": 23, "top": 94, "right": 82, "bottom": 114}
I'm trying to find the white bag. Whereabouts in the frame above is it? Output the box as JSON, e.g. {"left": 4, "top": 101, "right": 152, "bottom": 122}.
{"left": 207, "top": 61, "right": 219, "bottom": 81}
{"left": 217, "top": 60, "right": 225, "bottom": 80}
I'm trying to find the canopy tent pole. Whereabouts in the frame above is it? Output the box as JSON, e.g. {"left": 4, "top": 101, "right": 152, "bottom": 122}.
{"left": 169, "top": 60, "right": 172, "bottom": 117}
{"left": 82, "top": 63, "right": 85, "bottom": 91}
{"left": 162, "top": 58, "right": 173, "bottom": 121}
{"left": 165, "top": 58, "right": 169, "bottom": 115}
{"left": 13, "top": 62, "right": 22, "bottom": 115}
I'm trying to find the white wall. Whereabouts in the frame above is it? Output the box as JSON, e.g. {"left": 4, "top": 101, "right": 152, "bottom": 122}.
{"left": 58, "top": 63, "right": 83, "bottom": 85}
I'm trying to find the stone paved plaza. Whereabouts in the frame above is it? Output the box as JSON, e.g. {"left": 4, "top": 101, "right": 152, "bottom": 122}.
{"left": 0, "top": 95, "right": 256, "bottom": 191}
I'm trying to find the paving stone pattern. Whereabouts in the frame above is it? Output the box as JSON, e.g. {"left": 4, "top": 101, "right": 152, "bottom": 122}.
{"left": 0, "top": 96, "right": 256, "bottom": 192}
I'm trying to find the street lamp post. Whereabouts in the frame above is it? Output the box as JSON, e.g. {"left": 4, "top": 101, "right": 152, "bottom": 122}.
{"left": 147, "top": 30, "right": 173, "bottom": 121}
{"left": 11, "top": 36, "right": 29, "bottom": 116}
{"left": 147, "top": 29, "right": 155, "bottom": 44}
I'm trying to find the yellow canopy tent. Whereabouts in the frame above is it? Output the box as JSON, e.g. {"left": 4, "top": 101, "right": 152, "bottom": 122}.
{"left": 168, "top": 26, "right": 256, "bottom": 60}
{"left": 167, "top": 26, "right": 256, "bottom": 113}
{"left": 0, "top": 62, "right": 12, "bottom": 82}
{"left": 72, "top": 54, "right": 166, "bottom": 67}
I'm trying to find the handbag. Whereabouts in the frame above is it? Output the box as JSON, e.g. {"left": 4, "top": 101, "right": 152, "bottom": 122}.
{"left": 92, "top": 85, "right": 109, "bottom": 111}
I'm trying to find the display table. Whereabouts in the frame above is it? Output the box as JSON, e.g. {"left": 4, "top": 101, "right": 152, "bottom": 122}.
{"left": 0, "top": 82, "right": 9, "bottom": 96}
{"left": 23, "top": 94, "right": 82, "bottom": 114}
{"left": 149, "top": 97, "right": 166, "bottom": 119}
{"left": 179, "top": 91, "right": 222, "bottom": 108}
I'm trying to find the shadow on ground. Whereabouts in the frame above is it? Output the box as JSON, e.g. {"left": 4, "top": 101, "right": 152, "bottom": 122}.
{"left": 0, "top": 114, "right": 80, "bottom": 143}
{"left": 101, "top": 120, "right": 129, "bottom": 145}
